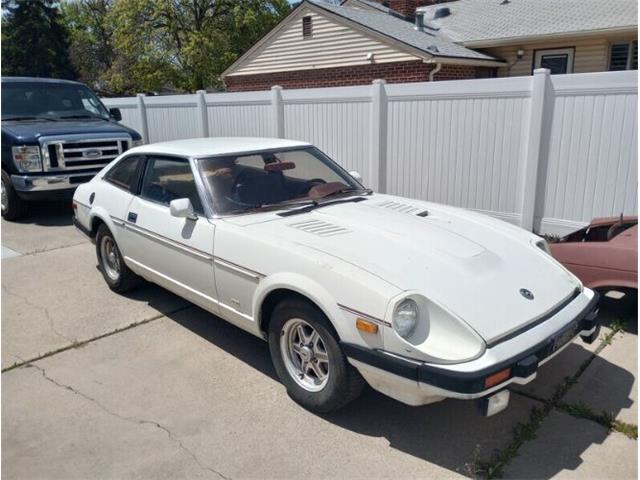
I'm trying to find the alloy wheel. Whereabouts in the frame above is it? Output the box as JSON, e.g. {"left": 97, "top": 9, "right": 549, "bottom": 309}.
{"left": 100, "top": 236, "right": 121, "bottom": 281}
{"left": 280, "top": 318, "right": 330, "bottom": 392}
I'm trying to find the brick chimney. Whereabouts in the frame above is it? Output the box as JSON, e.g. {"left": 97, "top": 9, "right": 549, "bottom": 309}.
{"left": 379, "top": 0, "right": 454, "bottom": 19}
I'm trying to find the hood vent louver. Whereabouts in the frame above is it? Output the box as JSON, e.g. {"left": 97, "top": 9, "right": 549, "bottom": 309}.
{"left": 288, "top": 219, "right": 351, "bottom": 237}
{"left": 376, "top": 200, "right": 429, "bottom": 217}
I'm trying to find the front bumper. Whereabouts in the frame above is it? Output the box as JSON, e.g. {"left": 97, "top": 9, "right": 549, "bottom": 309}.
{"left": 11, "top": 172, "right": 97, "bottom": 193}
{"left": 342, "top": 291, "right": 600, "bottom": 407}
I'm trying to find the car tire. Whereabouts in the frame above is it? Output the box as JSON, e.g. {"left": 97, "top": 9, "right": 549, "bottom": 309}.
{"left": 268, "top": 298, "right": 365, "bottom": 413}
{"left": 95, "top": 224, "right": 140, "bottom": 293}
{"left": 1, "top": 170, "right": 26, "bottom": 221}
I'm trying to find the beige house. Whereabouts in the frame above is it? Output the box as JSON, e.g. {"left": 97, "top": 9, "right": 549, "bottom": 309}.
{"left": 222, "top": 0, "right": 638, "bottom": 91}
{"left": 417, "top": 0, "right": 638, "bottom": 77}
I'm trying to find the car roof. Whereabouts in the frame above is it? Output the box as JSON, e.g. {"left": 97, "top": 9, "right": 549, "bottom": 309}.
{"left": 589, "top": 216, "right": 638, "bottom": 227}
{"left": 126, "top": 137, "right": 312, "bottom": 158}
{"left": 1, "top": 76, "right": 85, "bottom": 86}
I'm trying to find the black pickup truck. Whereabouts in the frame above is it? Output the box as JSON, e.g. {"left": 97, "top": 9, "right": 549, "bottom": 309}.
{"left": 1, "top": 77, "right": 142, "bottom": 220}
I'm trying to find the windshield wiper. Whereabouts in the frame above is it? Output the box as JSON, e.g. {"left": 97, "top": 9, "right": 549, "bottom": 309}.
{"left": 319, "top": 187, "right": 372, "bottom": 199}
{"left": 3, "top": 115, "right": 58, "bottom": 122}
{"left": 277, "top": 196, "right": 368, "bottom": 217}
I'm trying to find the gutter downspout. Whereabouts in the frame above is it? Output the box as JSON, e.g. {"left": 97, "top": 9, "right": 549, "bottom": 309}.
{"left": 429, "top": 63, "right": 442, "bottom": 81}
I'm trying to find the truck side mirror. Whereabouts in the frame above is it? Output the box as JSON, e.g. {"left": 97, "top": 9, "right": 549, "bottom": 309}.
{"left": 109, "top": 108, "right": 122, "bottom": 122}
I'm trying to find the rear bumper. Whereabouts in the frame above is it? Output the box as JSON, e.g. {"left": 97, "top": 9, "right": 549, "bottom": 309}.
{"left": 343, "top": 290, "right": 600, "bottom": 404}
{"left": 11, "top": 172, "right": 97, "bottom": 194}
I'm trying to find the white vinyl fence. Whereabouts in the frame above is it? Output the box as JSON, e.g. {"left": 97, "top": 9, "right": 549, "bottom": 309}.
{"left": 102, "top": 69, "right": 638, "bottom": 235}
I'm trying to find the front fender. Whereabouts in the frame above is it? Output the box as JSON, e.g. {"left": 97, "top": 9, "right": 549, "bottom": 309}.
{"left": 252, "top": 272, "right": 347, "bottom": 339}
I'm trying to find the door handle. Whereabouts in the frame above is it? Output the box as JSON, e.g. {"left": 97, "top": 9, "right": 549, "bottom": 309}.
{"left": 127, "top": 212, "right": 138, "bottom": 223}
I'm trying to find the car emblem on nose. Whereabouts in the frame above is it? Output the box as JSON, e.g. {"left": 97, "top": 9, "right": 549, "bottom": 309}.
{"left": 85, "top": 149, "right": 101, "bottom": 158}
{"left": 519, "top": 288, "right": 534, "bottom": 300}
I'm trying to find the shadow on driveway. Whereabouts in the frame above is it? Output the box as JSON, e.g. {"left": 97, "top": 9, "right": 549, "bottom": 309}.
{"left": 13, "top": 201, "right": 74, "bottom": 227}
{"left": 157, "top": 294, "right": 635, "bottom": 477}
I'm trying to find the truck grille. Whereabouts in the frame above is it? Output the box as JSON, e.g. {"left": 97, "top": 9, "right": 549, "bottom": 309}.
{"left": 40, "top": 136, "right": 131, "bottom": 172}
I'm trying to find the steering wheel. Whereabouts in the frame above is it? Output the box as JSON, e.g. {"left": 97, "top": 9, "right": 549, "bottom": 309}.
{"left": 305, "top": 178, "right": 326, "bottom": 188}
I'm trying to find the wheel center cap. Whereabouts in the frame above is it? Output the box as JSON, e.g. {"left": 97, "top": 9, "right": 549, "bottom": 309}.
{"left": 299, "top": 345, "right": 313, "bottom": 362}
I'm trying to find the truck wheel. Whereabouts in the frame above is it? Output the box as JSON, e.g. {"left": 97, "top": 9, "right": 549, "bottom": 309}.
{"left": 1, "top": 170, "right": 26, "bottom": 221}
{"left": 95, "top": 224, "right": 140, "bottom": 293}
{"left": 268, "top": 298, "right": 365, "bottom": 413}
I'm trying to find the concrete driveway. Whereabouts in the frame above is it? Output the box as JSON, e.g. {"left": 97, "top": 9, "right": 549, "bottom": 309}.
{"left": 2, "top": 203, "right": 637, "bottom": 479}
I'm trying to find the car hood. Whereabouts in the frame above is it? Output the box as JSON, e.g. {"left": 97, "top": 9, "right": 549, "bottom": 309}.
{"left": 225, "top": 195, "right": 580, "bottom": 344}
{"left": 2, "top": 119, "right": 139, "bottom": 143}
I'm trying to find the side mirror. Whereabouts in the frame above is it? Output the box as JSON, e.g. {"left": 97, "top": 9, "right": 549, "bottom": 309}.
{"left": 349, "top": 170, "right": 363, "bottom": 183}
{"left": 170, "top": 198, "right": 197, "bottom": 220}
{"left": 109, "top": 107, "right": 122, "bottom": 122}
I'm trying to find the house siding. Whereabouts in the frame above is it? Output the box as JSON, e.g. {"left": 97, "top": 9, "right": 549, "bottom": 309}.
{"left": 225, "top": 61, "right": 488, "bottom": 91}
{"left": 487, "top": 35, "right": 637, "bottom": 77}
{"left": 228, "top": 10, "right": 422, "bottom": 77}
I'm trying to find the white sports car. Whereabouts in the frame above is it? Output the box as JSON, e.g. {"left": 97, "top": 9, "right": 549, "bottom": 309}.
{"left": 73, "top": 137, "right": 600, "bottom": 416}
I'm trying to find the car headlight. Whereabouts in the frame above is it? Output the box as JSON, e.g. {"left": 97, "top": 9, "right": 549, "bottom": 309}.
{"left": 131, "top": 139, "right": 144, "bottom": 147}
{"left": 393, "top": 298, "right": 419, "bottom": 339}
{"left": 12, "top": 146, "right": 42, "bottom": 172}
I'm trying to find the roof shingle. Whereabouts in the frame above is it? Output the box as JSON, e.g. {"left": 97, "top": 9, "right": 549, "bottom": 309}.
{"left": 417, "top": 0, "right": 638, "bottom": 44}
{"left": 308, "top": 0, "right": 501, "bottom": 61}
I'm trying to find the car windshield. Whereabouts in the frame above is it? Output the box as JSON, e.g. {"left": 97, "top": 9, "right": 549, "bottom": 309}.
{"left": 196, "top": 147, "right": 366, "bottom": 215}
{"left": 1, "top": 82, "right": 110, "bottom": 121}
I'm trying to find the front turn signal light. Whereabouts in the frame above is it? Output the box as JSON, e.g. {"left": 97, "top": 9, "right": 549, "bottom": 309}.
{"left": 484, "top": 367, "right": 511, "bottom": 389}
{"left": 356, "top": 318, "right": 378, "bottom": 334}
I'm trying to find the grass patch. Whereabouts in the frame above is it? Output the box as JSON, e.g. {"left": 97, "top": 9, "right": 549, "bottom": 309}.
{"left": 558, "top": 401, "right": 637, "bottom": 440}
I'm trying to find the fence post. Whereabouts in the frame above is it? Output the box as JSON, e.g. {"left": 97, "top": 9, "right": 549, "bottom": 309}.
{"left": 136, "top": 93, "right": 149, "bottom": 144}
{"left": 369, "top": 79, "right": 388, "bottom": 193}
{"left": 271, "top": 85, "right": 285, "bottom": 138}
{"left": 196, "top": 90, "right": 209, "bottom": 137}
{"left": 519, "top": 68, "right": 550, "bottom": 231}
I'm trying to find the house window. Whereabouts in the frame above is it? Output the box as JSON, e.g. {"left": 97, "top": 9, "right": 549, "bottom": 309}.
{"left": 302, "top": 16, "right": 312, "bottom": 38}
{"left": 609, "top": 41, "right": 638, "bottom": 71}
{"left": 534, "top": 48, "right": 574, "bottom": 74}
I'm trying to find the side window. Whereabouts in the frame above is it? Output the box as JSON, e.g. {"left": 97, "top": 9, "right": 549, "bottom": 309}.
{"left": 104, "top": 155, "right": 142, "bottom": 191}
{"left": 140, "top": 157, "right": 203, "bottom": 214}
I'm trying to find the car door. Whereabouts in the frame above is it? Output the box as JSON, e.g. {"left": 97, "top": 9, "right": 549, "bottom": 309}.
{"left": 124, "top": 155, "right": 219, "bottom": 313}
{"left": 98, "top": 154, "right": 145, "bottom": 248}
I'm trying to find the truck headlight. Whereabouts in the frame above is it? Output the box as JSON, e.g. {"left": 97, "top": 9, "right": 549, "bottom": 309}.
{"left": 12, "top": 146, "right": 42, "bottom": 172}
{"left": 393, "top": 298, "right": 419, "bottom": 339}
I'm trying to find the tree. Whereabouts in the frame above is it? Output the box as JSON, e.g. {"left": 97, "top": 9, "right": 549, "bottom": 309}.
{"left": 2, "top": 0, "right": 77, "bottom": 79}
{"left": 61, "top": 0, "right": 115, "bottom": 90}
{"left": 104, "top": 0, "right": 291, "bottom": 94}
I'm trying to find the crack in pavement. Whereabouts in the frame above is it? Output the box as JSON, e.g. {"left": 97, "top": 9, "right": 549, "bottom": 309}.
{"left": 27, "top": 363, "right": 230, "bottom": 480}
{"left": 2, "top": 284, "right": 74, "bottom": 344}
{"left": 2, "top": 305, "right": 193, "bottom": 373}
{"left": 15, "top": 240, "right": 89, "bottom": 257}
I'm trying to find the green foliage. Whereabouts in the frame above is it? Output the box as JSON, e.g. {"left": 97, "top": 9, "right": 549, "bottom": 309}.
{"left": 2, "top": 0, "right": 77, "bottom": 79}
{"left": 61, "top": 0, "right": 115, "bottom": 91}
{"left": 61, "top": 0, "right": 291, "bottom": 95}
